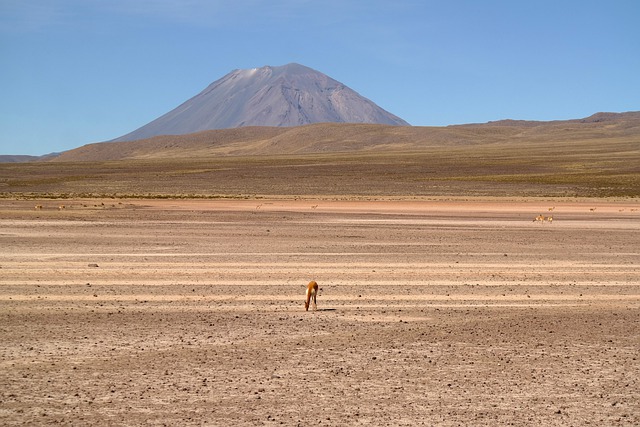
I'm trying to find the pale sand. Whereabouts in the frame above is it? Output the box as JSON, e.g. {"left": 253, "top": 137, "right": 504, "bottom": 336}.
{"left": 1, "top": 198, "right": 638, "bottom": 425}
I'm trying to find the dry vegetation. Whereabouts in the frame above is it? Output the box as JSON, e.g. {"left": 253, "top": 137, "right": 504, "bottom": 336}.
{"left": 2, "top": 115, "right": 640, "bottom": 199}
{"left": 48, "top": 112, "right": 640, "bottom": 162}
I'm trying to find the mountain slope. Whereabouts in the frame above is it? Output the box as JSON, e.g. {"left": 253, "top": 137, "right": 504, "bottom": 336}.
{"left": 52, "top": 111, "right": 640, "bottom": 162}
{"left": 112, "top": 63, "right": 409, "bottom": 142}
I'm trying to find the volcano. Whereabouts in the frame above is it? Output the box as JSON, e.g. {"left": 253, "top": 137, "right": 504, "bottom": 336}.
{"left": 113, "top": 63, "right": 409, "bottom": 141}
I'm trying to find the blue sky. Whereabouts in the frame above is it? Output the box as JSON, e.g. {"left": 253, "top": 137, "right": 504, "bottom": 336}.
{"left": 1, "top": 0, "right": 639, "bottom": 155}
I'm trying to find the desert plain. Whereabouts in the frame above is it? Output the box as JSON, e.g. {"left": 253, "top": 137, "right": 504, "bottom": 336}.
{"left": 1, "top": 117, "right": 640, "bottom": 425}
{"left": 0, "top": 196, "right": 638, "bottom": 426}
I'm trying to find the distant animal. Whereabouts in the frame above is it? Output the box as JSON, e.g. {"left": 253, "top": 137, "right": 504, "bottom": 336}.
{"left": 548, "top": 207, "right": 555, "bottom": 211}
{"left": 34, "top": 205, "right": 43, "bottom": 210}
{"left": 533, "top": 214, "right": 553, "bottom": 223}
{"left": 58, "top": 205, "right": 65, "bottom": 210}
{"left": 305, "top": 280, "right": 319, "bottom": 311}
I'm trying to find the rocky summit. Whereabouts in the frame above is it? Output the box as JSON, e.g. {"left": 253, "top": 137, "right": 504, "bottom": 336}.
{"left": 112, "top": 63, "right": 409, "bottom": 142}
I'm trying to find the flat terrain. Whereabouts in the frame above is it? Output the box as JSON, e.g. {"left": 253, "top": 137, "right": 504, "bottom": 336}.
{"left": 1, "top": 198, "right": 639, "bottom": 425}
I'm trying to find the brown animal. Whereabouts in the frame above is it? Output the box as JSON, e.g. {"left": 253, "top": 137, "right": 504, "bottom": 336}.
{"left": 305, "top": 280, "right": 318, "bottom": 311}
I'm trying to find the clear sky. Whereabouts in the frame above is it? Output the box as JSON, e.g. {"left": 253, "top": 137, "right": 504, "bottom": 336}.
{"left": 1, "top": 0, "right": 639, "bottom": 155}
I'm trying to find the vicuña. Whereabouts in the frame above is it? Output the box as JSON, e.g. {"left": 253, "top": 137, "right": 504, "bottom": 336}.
{"left": 305, "top": 281, "right": 318, "bottom": 311}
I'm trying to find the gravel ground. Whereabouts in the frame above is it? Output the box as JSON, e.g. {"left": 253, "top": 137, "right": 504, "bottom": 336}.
{"left": 1, "top": 198, "right": 639, "bottom": 426}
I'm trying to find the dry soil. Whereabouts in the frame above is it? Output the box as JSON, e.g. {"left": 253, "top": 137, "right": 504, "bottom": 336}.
{"left": 1, "top": 198, "right": 639, "bottom": 426}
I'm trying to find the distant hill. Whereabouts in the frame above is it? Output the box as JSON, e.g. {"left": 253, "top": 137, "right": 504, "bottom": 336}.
{"left": 51, "top": 111, "right": 640, "bottom": 162}
{"left": 0, "top": 153, "right": 60, "bottom": 163}
{"left": 112, "top": 63, "right": 409, "bottom": 142}
{"left": 0, "top": 155, "right": 40, "bottom": 163}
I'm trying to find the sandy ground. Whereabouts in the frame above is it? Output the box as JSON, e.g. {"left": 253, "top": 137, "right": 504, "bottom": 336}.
{"left": 1, "top": 198, "right": 639, "bottom": 426}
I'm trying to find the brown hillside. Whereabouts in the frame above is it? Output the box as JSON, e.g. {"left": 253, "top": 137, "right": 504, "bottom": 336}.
{"left": 52, "top": 112, "right": 640, "bottom": 162}
{"left": 2, "top": 112, "right": 638, "bottom": 198}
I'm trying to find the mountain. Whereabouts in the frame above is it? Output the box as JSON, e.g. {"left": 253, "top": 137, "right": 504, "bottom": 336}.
{"left": 112, "top": 63, "right": 409, "bottom": 142}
